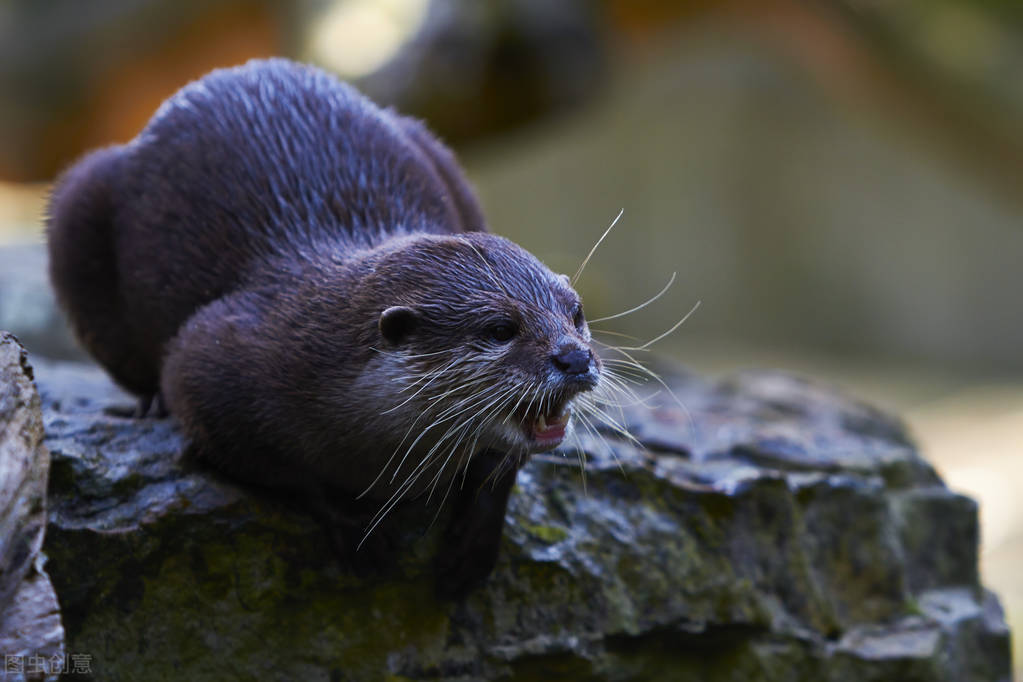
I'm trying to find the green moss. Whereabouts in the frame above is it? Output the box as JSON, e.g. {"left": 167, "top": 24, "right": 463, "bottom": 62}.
{"left": 520, "top": 522, "right": 569, "bottom": 544}
{"left": 903, "top": 597, "right": 925, "bottom": 617}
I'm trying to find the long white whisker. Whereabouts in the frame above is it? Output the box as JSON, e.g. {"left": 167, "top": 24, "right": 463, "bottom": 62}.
{"left": 369, "top": 346, "right": 452, "bottom": 359}
{"left": 586, "top": 271, "right": 677, "bottom": 324}
{"left": 382, "top": 356, "right": 464, "bottom": 413}
{"left": 600, "top": 345, "right": 694, "bottom": 435}
{"left": 589, "top": 328, "right": 641, "bottom": 341}
{"left": 614, "top": 300, "right": 701, "bottom": 351}
{"left": 572, "top": 208, "right": 623, "bottom": 286}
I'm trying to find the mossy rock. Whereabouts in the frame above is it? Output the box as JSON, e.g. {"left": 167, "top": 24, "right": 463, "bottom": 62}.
{"left": 35, "top": 358, "right": 1012, "bottom": 681}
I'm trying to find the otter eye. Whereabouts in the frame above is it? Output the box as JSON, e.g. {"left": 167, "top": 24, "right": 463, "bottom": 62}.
{"left": 486, "top": 322, "right": 517, "bottom": 344}
{"left": 572, "top": 304, "right": 585, "bottom": 330}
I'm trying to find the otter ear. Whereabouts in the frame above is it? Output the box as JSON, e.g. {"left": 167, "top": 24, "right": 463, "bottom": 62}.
{"left": 379, "top": 306, "right": 418, "bottom": 345}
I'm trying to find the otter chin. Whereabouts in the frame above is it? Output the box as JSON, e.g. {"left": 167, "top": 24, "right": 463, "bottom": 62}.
{"left": 46, "top": 58, "right": 602, "bottom": 597}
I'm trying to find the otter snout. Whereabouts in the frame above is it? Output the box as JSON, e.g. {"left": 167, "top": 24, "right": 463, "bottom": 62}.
{"left": 552, "top": 347, "right": 593, "bottom": 375}
{"left": 550, "top": 341, "right": 600, "bottom": 394}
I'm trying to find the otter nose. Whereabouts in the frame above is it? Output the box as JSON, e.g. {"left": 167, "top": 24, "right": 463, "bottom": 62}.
{"left": 552, "top": 347, "right": 592, "bottom": 375}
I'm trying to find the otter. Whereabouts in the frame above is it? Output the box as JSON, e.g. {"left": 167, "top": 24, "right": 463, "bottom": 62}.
{"left": 46, "top": 58, "right": 601, "bottom": 596}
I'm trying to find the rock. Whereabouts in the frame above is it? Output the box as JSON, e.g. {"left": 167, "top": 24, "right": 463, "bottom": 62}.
{"left": 0, "top": 333, "right": 64, "bottom": 681}
{"left": 35, "top": 357, "right": 1012, "bottom": 681}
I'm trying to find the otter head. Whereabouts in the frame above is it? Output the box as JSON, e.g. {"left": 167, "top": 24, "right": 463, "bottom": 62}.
{"left": 368, "top": 232, "right": 601, "bottom": 462}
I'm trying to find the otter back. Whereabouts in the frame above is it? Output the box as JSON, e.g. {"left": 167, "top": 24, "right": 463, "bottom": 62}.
{"left": 48, "top": 58, "right": 485, "bottom": 395}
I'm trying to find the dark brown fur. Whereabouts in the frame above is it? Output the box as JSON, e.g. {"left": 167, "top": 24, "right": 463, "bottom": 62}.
{"left": 47, "top": 59, "right": 599, "bottom": 596}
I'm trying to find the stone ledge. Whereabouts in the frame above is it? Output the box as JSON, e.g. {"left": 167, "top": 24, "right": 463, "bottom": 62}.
{"left": 32, "top": 356, "right": 1013, "bottom": 681}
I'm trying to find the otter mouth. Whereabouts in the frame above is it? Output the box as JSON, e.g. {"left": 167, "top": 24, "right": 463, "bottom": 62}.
{"left": 503, "top": 375, "right": 599, "bottom": 452}
{"left": 530, "top": 404, "right": 571, "bottom": 447}
{"left": 517, "top": 396, "right": 574, "bottom": 449}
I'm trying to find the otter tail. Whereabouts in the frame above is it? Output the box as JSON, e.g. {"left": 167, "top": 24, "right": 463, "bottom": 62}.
{"left": 47, "top": 146, "right": 157, "bottom": 396}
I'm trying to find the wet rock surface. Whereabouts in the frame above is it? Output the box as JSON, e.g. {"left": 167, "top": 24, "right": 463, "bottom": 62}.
{"left": 33, "top": 356, "right": 1012, "bottom": 681}
{"left": 0, "top": 334, "right": 63, "bottom": 682}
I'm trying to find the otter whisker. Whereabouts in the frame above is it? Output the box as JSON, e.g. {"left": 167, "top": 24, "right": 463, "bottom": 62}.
{"left": 600, "top": 354, "right": 652, "bottom": 369}
{"left": 598, "top": 370, "right": 649, "bottom": 387}
{"left": 594, "top": 370, "right": 648, "bottom": 405}
{"left": 570, "top": 409, "right": 603, "bottom": 484}
{"left": 380, "top": 403, "right": 451, "bottom": 487}
{"left": 364, "top": 405, "right": 487, "bottom": 543}
{"left": 589, "top": 328, "right": 641, "bottom": 341}
{"left": 428, "top": 372, "right": 506, "bottom": 410}
{"left": 422, "top": 363, "right": 504, "bottom": 398}
{"left": 395, "top": 381, "right": 516, "bottom": 493}
{"left": 586, "top": 271, "right": 677, "bottom": 324}
{"left": 427, "top": 420, "right": 506, "bottom": 533}
{"left": 361, "top": 370, "right": 502, "bottom": 498}
{"left": 596, "top": 364, "right": 651, "bottom": 386}
{"left": 463, "top": 380, "right": 538, "bottom": 493}
{"left": 598, "top": 375, "right": 648, "bottom": 406}
{"left": 599, "top": 344, "right": 693, "bottom": 432}
{"left": 520, "top": 382, "right": 545, "bottom": 426}
{"left": 424, "top": 426, "right": 474, "bottom": 504}
{"left": 358, "top": 398, "right": 445, "bottom": 499}
{"left": 571, "top": 208, "right": 623, "bottom": 286}
{"left": 480, "top": 451, "right": 519, "bottom": 493}
{"left": 364, "top": 382, "right": 521, "bottom": 542}
{"left": 576, "top": 405, "right": 625, "bottom": 476}
{"left": 382, "top": 356, "right": 465, "bottom": 413}
{"left": 587, "top": 370, "right": 634, "bottom": 406}
{"left": 373, "top": 375, "right": 507, "bottom": 497}
{"left": 501, "top": 379, "right": 538, "bottom": 424}
{"left": 445, "top": 420, "right": 490, "bottom": 496}
{"left": 430, "top": 379, "right": 514, "bottom": 423}
{"left": 425, "top": 388, "right": 518, "bottom": 505}
{"left": 566, "top": 414, "right": 592, "bottom": 492}
{"left": 612, "top": 299, "right": 702, "bottom": 352}
{"left": 585, "top": 390, "right": 657, "bottom": 411}
{"left": 428, "top": 440, "right": 472, "bottom": 528}
{"left": 399, "top": 354, "right": 471, "bottom": 380}
{"left": 369, "top": 346, "right": 453, "bottom": 359}
{"left": 600, "top": 357, "right": 654, "bottom": 374}
{"left": 428, "top": 383, "right": 518, "bottom": 455}
{"left": 595, "top": 349, "right": 658, "bottom": 375}
{"left": 577, "top": 401, "right": 642, "bottom": 451}
{"left": 361, "top": 454, "right": 436, "bottom": 547}
{"left": 583, "top": 373, "right": 643, "bottom": 432}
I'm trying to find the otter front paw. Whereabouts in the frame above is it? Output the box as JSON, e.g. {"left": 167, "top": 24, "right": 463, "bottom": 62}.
{"left": 435, "top": 515, "right": 505, "bottom": 599}
{"left": 435, "top": 451, "right": 519, "bottom": 599}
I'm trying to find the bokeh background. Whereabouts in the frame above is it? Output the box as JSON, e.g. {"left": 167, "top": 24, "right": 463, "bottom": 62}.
{"left": 1, "top": 0, "right": 1020, "bottom": 673}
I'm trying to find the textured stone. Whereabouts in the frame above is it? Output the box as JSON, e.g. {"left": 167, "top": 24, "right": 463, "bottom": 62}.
{"left": 35, "top": 357, "right": 1012, "bottom": 681}
{"left": 0, "top": 334, "right": 63, "bottom": 682}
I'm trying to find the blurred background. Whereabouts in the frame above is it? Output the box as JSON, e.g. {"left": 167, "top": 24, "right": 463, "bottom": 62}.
{"left": 0, "top": 0, "right": 1020, "bottom": 672}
